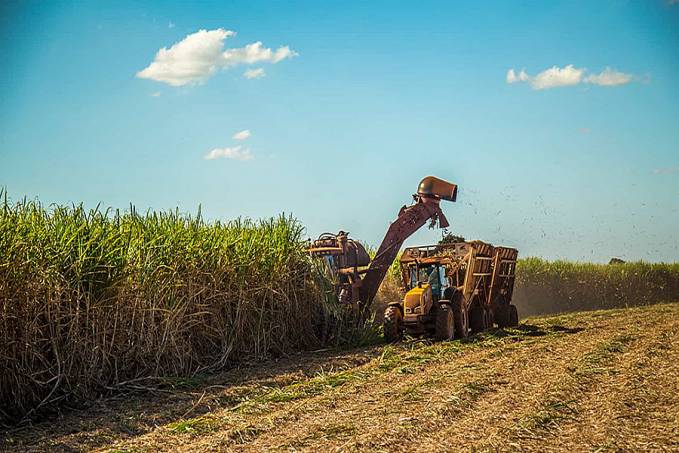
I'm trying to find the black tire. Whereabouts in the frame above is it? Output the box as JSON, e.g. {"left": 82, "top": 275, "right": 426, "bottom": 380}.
{"left": 434, "top": 303, "right": 455, "bottom": 341}
{"left": 469, "top": 305, "right": 486, "bottom": 334}
{"left": 384, "top": 306, "right": 403, "bottom": 343}
{"left": 452, "top": 296, "right": 468, "bottom": 339}
{"left": 509, "top": 304, "right": 519, "bottom": 327}
{"left": 486, "top": 307, "right": 495, "bottom": 328}
{"left": 494, "top": 304, "right": 510, "bottom": 328}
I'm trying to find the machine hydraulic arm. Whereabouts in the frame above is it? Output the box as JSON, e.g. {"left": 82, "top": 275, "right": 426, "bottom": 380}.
{"left": 358, "top": 176, "right": 458, "bottom": 307}
{"left": 307, "top": 176, "right": 458, "bottom": 314}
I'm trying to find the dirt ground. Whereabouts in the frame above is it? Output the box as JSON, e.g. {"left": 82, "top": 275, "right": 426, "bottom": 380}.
{"left": 2, "top": 303, "right": 678, "bottom": 452}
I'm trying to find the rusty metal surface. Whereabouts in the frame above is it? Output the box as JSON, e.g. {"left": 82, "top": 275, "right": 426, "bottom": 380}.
{"left": 358, "top": 194, "right": 451, "bottom": 307}
{"left": 308, "top": 231, "right": 371, "bottom": 268}
{"left": 488, "top": 246, "right": 518, "bottom": 307}
{"left": 417, "top": 175, "right": 458, "bottom": 202}
{"left": 307, "top": 231, "right": 371, "bottom": 312}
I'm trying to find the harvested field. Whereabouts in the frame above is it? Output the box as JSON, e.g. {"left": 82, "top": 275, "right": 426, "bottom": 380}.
{"left": 2, "top": 303, "right": 677, "bottom": 452}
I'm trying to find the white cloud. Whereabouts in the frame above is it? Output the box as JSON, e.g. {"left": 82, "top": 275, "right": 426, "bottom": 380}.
{"left": 506, "top": 68, "right": 528, "bottom": 84}
{"left": 137, "top": 29, "right": 297, "bottom": 87}
{"left": 653, "top": 165, "right": 679, "bottom": 175}
{"left": 531, "top": 64, "right": 584, "bottom": 90}
{"left": 168, "top": 21, "right": 175, "bottom": 29}
{"left": 204, "top": 145, "right": 253, "bottom": 161}
{"left": 507, "top": 64, "right": 636, "bottom": 90}
{"left": 584, "top": 67, "right": 633, "bottom": 86}
{"left": 244, "top": 68, "right": 266, "bottom": 79}
{"left": 150, "top": 91, "right": 161, "bottom": 97}
{"left": 137, "top": 29, "right": 235, "bottom": 86}
{"left": 223, "top": 42, "right": 296, "bottom": 66}
{"left": 232, "top": 129, "right": 251, "bottom": 140}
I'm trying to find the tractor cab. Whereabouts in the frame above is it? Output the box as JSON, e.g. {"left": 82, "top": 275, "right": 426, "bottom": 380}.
{"left": 401, "top": 262, "right": 445, "bottom": 325}
{"left": 400, "top": 258, "right": 454, "bottom": 329}
{"left": 406, "top": 263, "right": 449, "bottom": 300}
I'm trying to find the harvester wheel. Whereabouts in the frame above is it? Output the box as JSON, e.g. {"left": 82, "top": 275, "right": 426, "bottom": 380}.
{"left": 452, "top": 297, "right": 468, "bottom": 339}
{"left": 470, "top": 305, "right": 486, "bottom": 334}
{"left": 434, "top": 303, "right": 455, "bottom": 341}
{"left": 509, "top": 304, "right": 519, "bottom": 327}
{"left": 384, "top": 306, "right": 403, "bottom": 343}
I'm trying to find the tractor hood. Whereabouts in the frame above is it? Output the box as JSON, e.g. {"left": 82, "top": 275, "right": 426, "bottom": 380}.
{"left": 403, "top": 284, "right": 432, "bottom": 318}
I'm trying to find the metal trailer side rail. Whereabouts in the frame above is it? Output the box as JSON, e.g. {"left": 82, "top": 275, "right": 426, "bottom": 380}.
{"left": 488, "top": 247, "right": 519, "bottom": 307}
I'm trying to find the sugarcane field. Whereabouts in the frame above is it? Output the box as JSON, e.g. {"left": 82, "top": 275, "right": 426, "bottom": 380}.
{"left": 2, "top": 2, "right": 679, "bottom": 452}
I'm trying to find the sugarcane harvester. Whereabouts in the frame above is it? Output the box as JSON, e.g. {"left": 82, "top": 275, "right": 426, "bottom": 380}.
{"left": 308, "top": 176, "right": 458, "bottom": 318}
{"left": 310, "top": 176, "right": 520, "bottom": 342}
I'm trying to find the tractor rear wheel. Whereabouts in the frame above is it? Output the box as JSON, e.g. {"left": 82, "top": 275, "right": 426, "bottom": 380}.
{"left": 452, "top": 297, "right": 468, "bottom": 339}
{"left": 509, "top": 304, "right": 519, "bottom": 327}
{"left": 384, "top": 306, "right": 403, "bottom": 343}
{"left": 434, "top": 303, "right": 455, "bottom": 341}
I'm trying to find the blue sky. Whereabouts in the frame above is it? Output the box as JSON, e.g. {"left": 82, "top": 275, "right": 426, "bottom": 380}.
{"left": 1, "top": 0, "right": 678, "bottom": 262}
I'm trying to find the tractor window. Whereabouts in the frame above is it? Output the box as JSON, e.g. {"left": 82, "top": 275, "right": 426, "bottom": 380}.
{"left": 418, "top": 265, "right": 441, "bottom": 297}
{"left": 408, "top": 266, "right": 417, "bottom": 289}
{"left": 428, "top": 266, "right": 442, "bottom": 297}
{"left": 439, "top": 265, "right": 448, "bottom": 289}
{"left": 419, "top": 266, "right": 433, "bottom": 284}
{"left": 407, "top": 264, "right": 450, "bottom": 298}
{"left": 408, "top": 265, "right": 435, "bottom": 286}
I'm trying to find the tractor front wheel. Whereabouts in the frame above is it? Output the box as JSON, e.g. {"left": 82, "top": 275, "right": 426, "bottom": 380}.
{"left": 434, "top": 303, "right": 455, "bottom": 341}
{"left": 384, "top": 306, "right": 403, "bottom": 343}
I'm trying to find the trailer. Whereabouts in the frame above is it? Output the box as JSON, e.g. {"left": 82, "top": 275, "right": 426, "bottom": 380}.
{"left": 385, "top": 240, "right": 519, "bottom": 342}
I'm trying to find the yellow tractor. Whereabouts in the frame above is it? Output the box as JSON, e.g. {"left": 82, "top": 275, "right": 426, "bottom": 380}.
{"left": 384, "top": 241, "right": 519, "bottom": 342}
